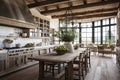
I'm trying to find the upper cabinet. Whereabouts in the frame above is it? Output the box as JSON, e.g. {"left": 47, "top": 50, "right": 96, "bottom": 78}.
{"left": 29, "top": 16, "right": 50, "bottom": 38}
{"left": 22, "top": 15, "right": 52, "bottom": 39}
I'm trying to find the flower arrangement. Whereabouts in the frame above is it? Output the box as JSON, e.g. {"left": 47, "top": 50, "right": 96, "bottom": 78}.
{"left": 3, "top": 39, "right": 13, "bottom": 44}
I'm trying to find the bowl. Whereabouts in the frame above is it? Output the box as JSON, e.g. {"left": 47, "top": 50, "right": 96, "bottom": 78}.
{"left": 56, "top": 50, "right": 67, "bottom": 55}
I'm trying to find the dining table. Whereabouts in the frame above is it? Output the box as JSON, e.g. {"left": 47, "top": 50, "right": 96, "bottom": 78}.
{"left": 28, "top": 48, "right": 87, "bottom": 80}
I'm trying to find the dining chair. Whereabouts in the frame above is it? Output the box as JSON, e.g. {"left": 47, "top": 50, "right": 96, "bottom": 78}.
{"left": 86, "top": 48, "right": 91, "bottom": 68}
{"left": 72, "top": 52, "right": 85, "bottom": 80}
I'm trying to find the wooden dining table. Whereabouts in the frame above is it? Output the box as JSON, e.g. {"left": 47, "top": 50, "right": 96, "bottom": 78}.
{"left": 28, "top": 48, "right": 87, "bottom": 80}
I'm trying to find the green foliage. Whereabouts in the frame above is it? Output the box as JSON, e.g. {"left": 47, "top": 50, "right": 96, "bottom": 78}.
{"left": 24, "top": 43, "right": 35, "bottom": 47}
{"left": 55, "top": 28, "right": 76, "bottom": 42}
{"left": 55, "top": 46, "right": 67, "bottom": 51}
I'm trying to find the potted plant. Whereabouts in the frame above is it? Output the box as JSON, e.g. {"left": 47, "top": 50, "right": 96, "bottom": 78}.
{"left": 55, "top": 28, "right": 76, "bottom": 52}
{"left": 74, "top": 44, "right": 79, "bottom": 50}
{"left": 55, "top": 46, "right": 68, "bottom": 55}
{"left": 24, "top": 43, "right": 35, "bottom": 47}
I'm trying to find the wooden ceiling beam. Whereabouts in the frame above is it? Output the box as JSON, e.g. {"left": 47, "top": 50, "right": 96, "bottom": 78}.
{"left": 52, "top": 7, "right": 118, "bottom": 18}
{"left": 28, "top": 0, "right": 68, "bottom": 8}
{"left": 59, "top": 12, "right": 117, "bottom": 20}
{"left": 40, "top": 0, "right": 119, "bottom": 15}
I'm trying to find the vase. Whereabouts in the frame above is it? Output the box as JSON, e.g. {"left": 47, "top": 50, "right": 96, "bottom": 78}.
{"left": 64, "top": 42, "right": 74, "bottom": 53}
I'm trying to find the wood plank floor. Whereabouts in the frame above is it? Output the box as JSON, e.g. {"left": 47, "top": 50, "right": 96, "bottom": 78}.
{"left": 0, "top": 55, "right": 120, "bottom": 80}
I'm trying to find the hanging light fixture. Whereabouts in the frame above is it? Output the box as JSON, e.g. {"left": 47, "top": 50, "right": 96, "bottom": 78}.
{"left": 60, "top": 0, "right": 78, "bottom": 31}
{"left": 65, "top": 1, "right": 73, "bottom": 27}
{"left": 60, "top": 0, "right": 74, "bottom": 28}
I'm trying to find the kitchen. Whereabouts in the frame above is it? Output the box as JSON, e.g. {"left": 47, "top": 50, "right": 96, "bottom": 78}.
{"left": 0, "top": 0, "right": 120, "bottom": 80}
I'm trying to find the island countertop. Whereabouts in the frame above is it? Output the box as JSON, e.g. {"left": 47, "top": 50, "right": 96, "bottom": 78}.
{"left": 0, "top": 44, "right": 60, "bottom": 54}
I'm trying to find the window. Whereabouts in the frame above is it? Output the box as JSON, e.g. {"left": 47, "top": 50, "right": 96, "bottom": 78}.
{"left": 81, "top": 23, "right": 92, "bottom": 45}
{"left": 103, "top": 26, "right": 109, "bottom": 44}
{"left": 95, "top": 21, "right": 100, "bottom": 26}
{"left": 103, "top": 19, "right": 109, "bottom": 25}
{"left": 111, "top": 17, "right": 117, "bottom": 24}
{"left": 58, "top": 17, "right": 117, "bottom": 45}
{"left": 74, "top": 28, "right": 79, "bottom": 44}
{"left": 111, "top": 25, "right": 117, "bottom": 44}
{"left": 94, "top": 27, "right": 101, "bottom": 44}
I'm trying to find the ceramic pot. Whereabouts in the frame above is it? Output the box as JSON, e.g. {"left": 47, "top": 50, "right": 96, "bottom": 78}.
{"left": 64, "top": 42, "right": 74, "bottom": 53}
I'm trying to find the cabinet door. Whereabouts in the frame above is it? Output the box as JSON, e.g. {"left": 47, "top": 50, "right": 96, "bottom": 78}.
{"left": 0, "top": 53, "right": 7, "bottom": 73}
{"left": 0, "top": 60, "right": 6, "bottom": 73}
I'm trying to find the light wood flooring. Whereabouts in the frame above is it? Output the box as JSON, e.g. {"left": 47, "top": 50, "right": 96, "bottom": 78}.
{"left": 0, "top": 55, "right": 120, "bottom": 80}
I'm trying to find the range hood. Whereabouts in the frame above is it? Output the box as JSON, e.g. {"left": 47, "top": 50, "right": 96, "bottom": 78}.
{"left": 0, "top": 0, "right": 36, "bottom": 28}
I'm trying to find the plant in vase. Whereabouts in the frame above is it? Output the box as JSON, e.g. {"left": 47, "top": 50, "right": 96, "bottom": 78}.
{"left": 55, "top": 46, "right": 68, "bottom": 55}
{"left": 55, "top": 28, "right": 76, "bottom": 52}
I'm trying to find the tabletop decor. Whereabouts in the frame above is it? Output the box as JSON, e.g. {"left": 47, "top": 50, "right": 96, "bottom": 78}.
{"left": 55, "top": 45, "right": 68, "bottom": 55}
{"left": 55, "top": 28, "right": 76, "bottom": 53}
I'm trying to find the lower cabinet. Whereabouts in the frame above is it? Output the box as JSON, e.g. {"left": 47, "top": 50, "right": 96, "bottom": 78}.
{"left": 0, "top": 46, "right": 56, "bottom": 76}
{"left": 7, "top": 48, "right": 39, "bottom": 70}
{"left": 0, "top": 52, "right": 7, "bottom": 74}
{"left": 0, "top": 48, "right": 39, "bottom": 76}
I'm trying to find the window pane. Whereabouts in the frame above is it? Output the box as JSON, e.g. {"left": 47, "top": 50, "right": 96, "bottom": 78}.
{"left": 81, "top": 28, "right": 86, "bottom": 32}
{"left": 103, "top": 19, "right": 109, "bottom": 25}
{"left": 86, "top": 28, "right": 92, "bottom": 32}
{"left": 87, "top": 33, "right": 92, "bottom": 37}
{"left": 111, "top": 17, "right": 117, "bottom": 24}
{"left": 95, "top": 21, "right": 100, "bottom": 26}
{"left": 82, "top": 33, "right": 87, "bottom": 37}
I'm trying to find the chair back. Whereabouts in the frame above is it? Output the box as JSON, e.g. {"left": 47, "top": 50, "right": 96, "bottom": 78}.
{"left": 98, "top": 45, "right": 104, "bottom": 50}
{"left": 80, "top": 44, "right": 84, "bottom": 48}
{"left": 109, "top": 44, "right": 115, "bottom": 50}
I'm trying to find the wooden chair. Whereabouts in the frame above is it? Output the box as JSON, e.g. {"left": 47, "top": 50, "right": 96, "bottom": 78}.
{"left": 86, "top": 48, "right": 91, "bottom": 68}
{"left": 72, "top": 52, "right": 85, "bottom": 80}
{"left": 87, "top": 44, "right": 97, "bottom": 54}
{"left": 79, "top": 44, "right": 85, "bottom": 48}
{"left": 97, "top": 45, "right": 104, "bottom": 55}
{"left": 82, "top": 50, "right": 89, "bottom": 75}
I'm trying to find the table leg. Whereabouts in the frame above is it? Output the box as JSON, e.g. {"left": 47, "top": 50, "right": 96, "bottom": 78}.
{"left": 65, "top": 61, "right": 73, "bottom": 80}
{"left": 38, "top": 61, "right": 44, "bottom": 80}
